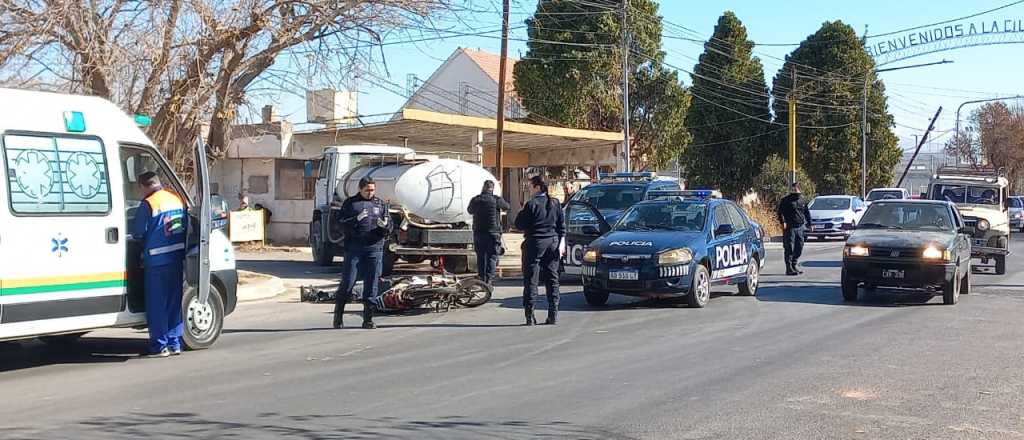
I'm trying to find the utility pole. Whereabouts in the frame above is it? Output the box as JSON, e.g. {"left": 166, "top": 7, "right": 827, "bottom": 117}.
{"left": 621, "top": 0, "right": 631, "bottom": 172}
{"left": 788, "top": 66, "right": 797, "bottom": 186}
{"left": 861, "top": 73, "right": 869, "bottom": 198}
{"left": 494, "top": 0, "right": 510, "bottom": 188}
{"left": 898, "top": 107, "right": 943, "bottom": 187}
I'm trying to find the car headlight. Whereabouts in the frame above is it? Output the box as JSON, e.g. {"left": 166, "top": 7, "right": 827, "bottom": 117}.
{"left": 1013, "top": 212, "right": 1023, "bottom": 219}
{"left": 658, "top": 248, "right": 693, "bottom": 265}
{"left": 844, "top": 245, "right": 869, "bottom": 257}
{"left": 583, "top": 249, "right": 598, "bottom": 263}
{"left": 922, "top": 245, "right": 951, "bottom": 261}
{"left": 977, "top": 219, "right": 990, "bottom": 231}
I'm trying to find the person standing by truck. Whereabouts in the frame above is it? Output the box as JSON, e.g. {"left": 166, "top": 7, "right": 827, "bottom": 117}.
{"left": 468, "top": 180, "right": 509, "bottom": 285}
{"left": 132, "top": 172, "right": 188, "bottom": 357}
{"left": 776, "top": 182, "right": 812, "bottom": 276}
{"left": 333, "top": 177, "right": 393, "bottom": 329}
{"left": 514, "top": 175, "right": 566, "bottom": 326}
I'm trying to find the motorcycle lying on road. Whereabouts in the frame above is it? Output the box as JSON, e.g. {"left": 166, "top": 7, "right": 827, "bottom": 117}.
{"left": 300, "top": 272, "right": 493, "bottom": 313}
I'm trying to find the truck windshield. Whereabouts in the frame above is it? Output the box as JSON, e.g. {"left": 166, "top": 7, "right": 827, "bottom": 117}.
{"left": 931, "top": 184, "right": 1000, "bottom": 205}
{"left": 859, "top": 203, "right": 954, "bottom": 231}
{"left": 810, "top": 198, "right": 851, "bottom": 210}
{"left": 573, "top": 185, "right": 645, "bottom": 212}
{"left": 613, "top": 202, "right": 707, "bottom": 232}
{"left": 867, "top": 190, "right": 904, "bottom": 201}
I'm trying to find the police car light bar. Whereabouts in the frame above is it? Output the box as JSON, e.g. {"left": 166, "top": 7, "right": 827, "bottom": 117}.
{"left": 598, "top": 172, "right": 656, "bottom": 182}
{"left": 645, "top": 190, "right": 722, "bottom": 200}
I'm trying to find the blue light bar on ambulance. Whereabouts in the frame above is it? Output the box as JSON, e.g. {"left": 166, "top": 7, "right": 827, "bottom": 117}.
{"left": 598, "top": 172, "right": 656, "bottom": 182}
{"left": 644, "top": 189, "right": 722, "bottom": 200}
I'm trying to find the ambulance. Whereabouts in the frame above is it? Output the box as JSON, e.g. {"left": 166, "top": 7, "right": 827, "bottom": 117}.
{"left": 0, "top": 88, "right": 237, "bottom": 349}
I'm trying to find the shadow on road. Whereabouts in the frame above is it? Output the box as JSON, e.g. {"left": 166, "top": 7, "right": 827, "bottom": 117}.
{"left": 496, "top": 289, "right": 738, "bottom": 312}
{"left": 799, "top": 260, "right": 843, "bottom": 268}
{"left": 0, "top": 337, "right": 147, "bottom": 373}
{"left": 756, "top": 283, "right": 944, "bottom": 307}
{"left": 2, "top": 412, "right": 638, "bottom": 440}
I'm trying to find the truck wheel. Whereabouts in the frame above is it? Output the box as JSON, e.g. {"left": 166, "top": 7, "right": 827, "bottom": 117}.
{"left": 687, "top": 265, "right": 711, "bottom": 308}
{"left": 995, "top": 256, "right": 1006, "bottom": 275}
{"left": 943, "top": 268, "right": 960, "bottom": 305}
{"left": 182, "top": 283, "right": 226, "bottom": 350}
{"left": 443, "top": 256, "right": 470, "bottom": 274}
{"left": 310, "top": 219, "right": 334, "bottom": 266}
{"left": 841, "top": 269, "right": 858, "bottom": 302}
{"left": 584, "top": 286, "right": 609, "bottom": 306}
{"left": 960, "top": 266, "right": 971, "bottom": 295}
{"left": 737, "top": 259, "right": 759, "bottom": 296}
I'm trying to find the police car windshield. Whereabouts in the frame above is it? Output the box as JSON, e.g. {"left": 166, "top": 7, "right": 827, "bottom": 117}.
{"left": 613, "top": 201, "right": 707, "bottom": 232}
{"left": 859, "top": 203, "right": 954, "bottom": 231}
{"left": 574, "top": 185, "right": 645, "bottom": 211}
{"left": 931, "top": 184, "right": 1000, "bottom": 205}
{"left": 1011, "top": 197, "right": 1024, "bottom": 209}
{"left": 810, "top": 198, "right": 851, "bottom": 210}
{"left": 867, "top": 190, "right": 903, "bottom": 201}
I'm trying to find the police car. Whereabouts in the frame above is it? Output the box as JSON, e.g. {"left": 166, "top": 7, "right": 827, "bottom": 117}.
{"left": 573, "top": 190, "right": 766, "bottom": 308}
{"left": 563, "top": 172, "right": 681, "bottom": 276}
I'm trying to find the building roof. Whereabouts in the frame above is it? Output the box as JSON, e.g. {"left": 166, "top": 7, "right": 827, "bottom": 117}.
{"left": 460, "top": 48, "right": 517, "bottom": 86}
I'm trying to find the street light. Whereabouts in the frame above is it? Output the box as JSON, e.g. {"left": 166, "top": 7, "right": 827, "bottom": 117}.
{"left": 954, "top": 95, "right": 1024, "bottom": 164}
{"left": 862, "top": 59, "right": 953, "bottom": 197}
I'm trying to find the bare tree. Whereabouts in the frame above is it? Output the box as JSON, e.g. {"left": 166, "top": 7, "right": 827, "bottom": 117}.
{"left": 0, "top": 0, "right": 464, "bottom": 174}
{"left": 946, "top": 102, "right": 1024, "bottom": 191}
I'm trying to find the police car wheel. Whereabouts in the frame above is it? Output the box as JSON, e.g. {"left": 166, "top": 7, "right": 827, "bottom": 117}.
{"left": 583, "top": 287, "right": 609, "bottom": 306}
{"left": 737, "top": 259, "right": 759, "bottom": 296}
{"left": 182, "top": 284, "right": 225, "bottom": 350}
{"left": 687, "top": 265, "right": 711, "bottom": 308}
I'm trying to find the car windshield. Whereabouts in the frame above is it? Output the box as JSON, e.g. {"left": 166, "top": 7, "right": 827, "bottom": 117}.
{"left": 573, "top": 185, "right": 645, "bottom": 211}
{"left": 931, "top": 184, "right": 1000, "bottom": 205}
{"left": 858, "top": 203, "right": 954, "bottom": 231}
{"left": 613, "top": 201, "right": 707, "bottom": 232}
{"left": 867, "top": 190, "right": 904, "bottom": 201}
{"left": 1010, "top": 197, "right": 1023, "bottom": 209}
{"left": 810, "top": 198, "right": 851, "bottom": 210}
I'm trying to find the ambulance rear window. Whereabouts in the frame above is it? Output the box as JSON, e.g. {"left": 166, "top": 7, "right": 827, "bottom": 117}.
{"left": 3, "top": 134, "right": 111, "bottom": 215}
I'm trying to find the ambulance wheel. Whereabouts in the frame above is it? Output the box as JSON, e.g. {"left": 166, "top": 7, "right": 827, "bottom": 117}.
{"left": 687, "top": 265, "right": 711, "bottom": 308}
{"left": 737, "top": 259, "right": 759, "bottom": 296}
{"left": 311, "top": 219, "right": 334, "bottom": 266}
{"left": 39, "top": 332, "right": 87, "bottom": 346}
{"left": 583, "top": 287, "right": 609, "bottom": 306}
{"left": 182, "top": 283, "right": 225, "bottom": 350}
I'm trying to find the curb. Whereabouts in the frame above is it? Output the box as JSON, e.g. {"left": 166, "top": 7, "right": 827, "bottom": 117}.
{"left": 237, "top": 270, "right": 287, "bottom": 302}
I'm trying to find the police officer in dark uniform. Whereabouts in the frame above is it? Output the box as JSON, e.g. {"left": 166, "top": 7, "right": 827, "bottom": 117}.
{"left": 333, "top": 177, "right": 393, "bottom": 329}
{"left": 467, "top": 180, "right": 510, "bottom": 285}
{"left": 776, "top": 182, "right": 812, "bottom": 276}
{"left": 514, "top": 175, "right": 566, "bottom": 325}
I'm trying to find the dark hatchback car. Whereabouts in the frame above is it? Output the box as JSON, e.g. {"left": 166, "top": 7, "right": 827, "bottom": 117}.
{"left": 841, "top": 200, "right": 972, "bottom": 305}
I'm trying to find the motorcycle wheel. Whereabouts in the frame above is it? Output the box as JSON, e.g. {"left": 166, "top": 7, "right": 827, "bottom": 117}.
{"left": 454, "top": 278, "right": 493, "bottom": 307}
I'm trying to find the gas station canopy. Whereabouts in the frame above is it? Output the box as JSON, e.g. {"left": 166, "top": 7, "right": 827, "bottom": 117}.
{"left": 292, "top": 108, "right": 623, "bottom": 167}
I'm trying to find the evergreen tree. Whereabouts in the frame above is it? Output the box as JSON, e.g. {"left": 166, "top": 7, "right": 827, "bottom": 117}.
{"left": 681, "top": 12, "right": 772, "bottom": 197}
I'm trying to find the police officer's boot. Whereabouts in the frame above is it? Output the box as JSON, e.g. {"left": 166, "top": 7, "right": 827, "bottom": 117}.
{"left": 361, "top": 302, "right": 376, "bottom": 330}
{"left": 545, "top": 301, "right": 559, "bottom": 325}
{"left": 524, "top": 307, "right": 537, "bottom": 326}
{"left": 332, "top": 295, "right": 348, "bottom": 329}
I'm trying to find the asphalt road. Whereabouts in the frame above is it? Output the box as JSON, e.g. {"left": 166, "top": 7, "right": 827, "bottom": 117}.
{"left": 3, "top": 237, "right": 1024, "bottom": 439}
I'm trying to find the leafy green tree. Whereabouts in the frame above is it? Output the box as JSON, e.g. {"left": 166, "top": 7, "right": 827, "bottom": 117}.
{"left": 753, "top": 155, "right": 816, "bottom": 207}
{"left": 681, "top": 12, "right": 772, "bottom": 197}
{"left": 513, "top": 0, "right": 690, "bottom": 170}
{"left": 770, "top": 21, "right": 900, "bottom": 195}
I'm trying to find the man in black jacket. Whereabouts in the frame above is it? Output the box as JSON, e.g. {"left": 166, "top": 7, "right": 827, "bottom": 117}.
{"left": 776, "top": 182, "right": 812, "bottom": 276}
{"left": 514, "top": 175, "right": 566, "bottom": 325}
{"left": 467, "top": 180, "right": 510, "bottom": 285}
{"left": 333, "top": 177, "right": 393, "bottom": 329}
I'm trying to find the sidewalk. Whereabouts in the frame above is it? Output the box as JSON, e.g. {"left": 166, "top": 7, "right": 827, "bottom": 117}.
{"left": 236, "top": 270, "right": 287, "bottom": 302}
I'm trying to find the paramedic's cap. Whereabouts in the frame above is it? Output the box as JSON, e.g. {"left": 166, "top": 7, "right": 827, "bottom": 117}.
{"left": 138, "top": 171, "right": 160, "bottom": 187}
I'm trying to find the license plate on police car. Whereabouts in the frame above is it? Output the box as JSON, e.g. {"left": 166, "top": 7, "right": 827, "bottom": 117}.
{"left": 882, "top": 269, "right": 905, "bottom": 279}
{"left": 609, "top": 270, "right": 639, "bottom": 280}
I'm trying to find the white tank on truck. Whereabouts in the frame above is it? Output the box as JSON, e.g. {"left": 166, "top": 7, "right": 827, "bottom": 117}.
{"left": 310, "top": 145, "right": 500, "bottom": 274}
{"left": 338, "top": 158, "right": 500, "bottom": 225}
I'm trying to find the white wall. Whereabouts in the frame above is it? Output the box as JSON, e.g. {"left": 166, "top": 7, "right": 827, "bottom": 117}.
{"left": 405, "top": 52, "right": 522, "bottom": 118}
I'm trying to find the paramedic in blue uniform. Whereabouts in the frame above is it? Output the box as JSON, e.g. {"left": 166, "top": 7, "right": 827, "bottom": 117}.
{"left": 333, "top": 177, "right": 393, "bottom": 329}
{"left": 132, "top": 171, "right": 188, "bottom": 358}
{"left": 514, "top": 175, "right": 565, "bottom": 326}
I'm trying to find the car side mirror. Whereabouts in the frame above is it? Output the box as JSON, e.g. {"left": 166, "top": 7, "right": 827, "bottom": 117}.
{"left": 581, "top": 225, "right": 601, "bottom": 236}
{"left": 714, "top": 224, "right": 734, "bottom": 237}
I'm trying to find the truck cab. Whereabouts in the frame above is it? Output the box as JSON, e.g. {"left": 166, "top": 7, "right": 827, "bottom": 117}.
{"left": 0, "top": 88, "right": 236, "bottom": 348}
{"left": 927, "top": 166, "right": 1011, "bottom": 274}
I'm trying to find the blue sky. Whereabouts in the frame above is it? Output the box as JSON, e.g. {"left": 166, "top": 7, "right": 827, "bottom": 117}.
{"left": 258, "top": 0, "right": 1024, "bottom": 154}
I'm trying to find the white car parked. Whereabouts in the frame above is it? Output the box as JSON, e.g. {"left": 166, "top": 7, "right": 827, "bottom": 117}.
{"left": 866, "top": 187, "right": 911, "bottom": 206}
{"left": 807, "top": 195, "right": 866, "bottom": 240}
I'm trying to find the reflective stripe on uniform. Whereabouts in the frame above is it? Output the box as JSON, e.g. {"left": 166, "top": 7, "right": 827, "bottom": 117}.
{"left": 149, "top": 243, "right": 186, "bottom": 256}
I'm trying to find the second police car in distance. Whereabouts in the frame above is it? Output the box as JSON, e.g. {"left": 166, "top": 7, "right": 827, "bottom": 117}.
{"left": 572, "top": 190, "right": 766, "bottom": 308}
